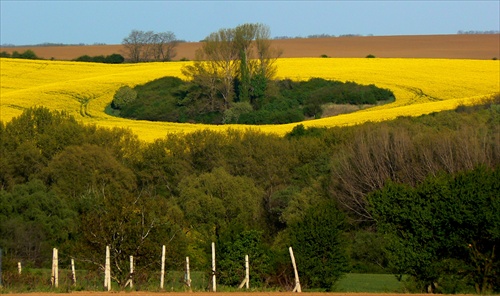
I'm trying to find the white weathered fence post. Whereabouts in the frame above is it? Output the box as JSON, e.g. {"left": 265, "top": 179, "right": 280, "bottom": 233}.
{"left": 18, "top": 262, "right": 22, "bottom": 275}
{"left": 160, "top": 245, "right": 166, "bottom": 289}
{"left": 289, "top": 247, "right": 302, "bottom": 293}
{"left": 238, "top": 254, "right": 250, "bottom": 289}
{"left": 71, "top": 258, "right": 76, "bottom": 286}
{"left": 245, "top": 254, "right": 249, "bottom": 289}
{"left": 211, "top": 242, "right": 216, "bottom": 292}
{"left": 124, "top": 255, "right": 134, "bottom": 288}
{"left": 185, "top": 256, "right": 192, "bottom": 291}
{"left": 51, "top": 248, "right": 58, "bottom": 288}
{"left": 129, "top": 255, "right": 134, "bottom": 288}
{"left": 104, "top": 245, "right": 111, "bottom": 291}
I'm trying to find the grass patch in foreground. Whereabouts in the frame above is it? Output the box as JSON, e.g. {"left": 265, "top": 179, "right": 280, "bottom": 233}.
{"left": 335, "top": 273, "right": 406, "bottom": 293}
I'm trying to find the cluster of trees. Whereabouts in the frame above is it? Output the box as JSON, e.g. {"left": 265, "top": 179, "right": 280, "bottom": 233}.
{"left": 112, "top": 23, "right": 393, "bottom": 124}
{"left": 0, "top": 49, "right": 40, "bottom": 59}
{"left": 110, "top": 76, "right": 394, "bottom": 124}
{"left": 1, "top": 96, "right": 499, "bottom": 292}
{"left": 73, "top": 53, "right": 125, "bottom": 64}
{"left": 369, "top": 166, "right": 499, "bottom": 293}
{"left": 122, "top": 30, "right": 179, "bottom": 62}
{"left": 182, "top": 23, "right": 282, "bottom": 114}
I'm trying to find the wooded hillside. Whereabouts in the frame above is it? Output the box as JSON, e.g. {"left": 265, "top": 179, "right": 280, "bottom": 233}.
{"left": 1, "top": 97, "right": 499, "bottom": 292}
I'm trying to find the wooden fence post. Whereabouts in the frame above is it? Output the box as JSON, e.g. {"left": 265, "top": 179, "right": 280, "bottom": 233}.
{"left": 289, "top": 247, "right": 302, "bottom": 292}
{"left": 160, "top": 245, "right": 166, "bottom": 289}
{"left": 185, "top": 256, "right": 192, "bottom": 291}
{"left": 51, "top": 248, "right": 58, "bottom": 288}
{"left": 104, "top": 245, "right": 111, "bottom": 291}
{"left": 124, "top": 255, "right": 134, "bottom": 288}
{"left": 18, "top": 262, "right": 22, "bottom": 275}
{"left": 71, "top": 258, "right": 76, "bottom": 286}
{"left": 238, "top": 254, "right": 249, "bottom": 289}
{"left": 211, "top": 242, "right": 216, "bottom": 292}
{"left": 129, "top": 255, "right": 134, "bottom": 288}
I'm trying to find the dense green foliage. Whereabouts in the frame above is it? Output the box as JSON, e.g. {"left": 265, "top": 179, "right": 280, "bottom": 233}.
{"left": 1, "top": 98, "right": 499, "bottom": 291}
{"left": 0, "top": 50, "right": 124, "bottom": 63}
{"left": 368, "top": 166, "right": 500, "bottom": 293}
{"left": 287, "top": 201, "right": 349, "bottom": 290}
{"left": 0, "top": 49, "right": 40, "bottom": 59}
{"left": 111, "top": 76, "right": 394, "bottom": 124}
{"left": 0, "top": 179, "right": 76, "bottom": 266}
{"left": 73, "top": 53, "right": 125, "bottom": 64}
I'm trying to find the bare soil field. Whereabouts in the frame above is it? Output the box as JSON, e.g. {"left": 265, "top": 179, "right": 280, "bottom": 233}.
{"left": 1, "top": 34, "right": 499, "bottom": 60}
{"left": 4, "top": 293, "right": 477, "bottom": 296}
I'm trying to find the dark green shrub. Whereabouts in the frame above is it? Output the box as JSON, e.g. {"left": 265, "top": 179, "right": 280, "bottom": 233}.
{"left": 9, "top": 50, "right": 39, "bottom": 60}
{"left": 104, "top": 53, "right": 125, "bottom": 64}
{"left": 20, "top": 50, "right": 39, "bottom": 59}
{"left": 223, "top": 102, "right": 253, "bottom": 123}
{"left": 74, "top": 55, "right": 93, "bottom": 62}
{"left": 91, "top": 55, "right": 106, "bottom": 63}
{"left": 303, "top": 103, "right": 323, "bottom": 118}
{"left": 111, "top": 86, "right": 137, "bottom": 109}
{"left": 74, "top": 53, "right": 124, "bottom": 64}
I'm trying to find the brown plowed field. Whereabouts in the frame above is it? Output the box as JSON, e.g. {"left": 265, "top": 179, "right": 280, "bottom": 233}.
{"left": 1, "top": 34, "right": 499, "bottom": 60}
{"left": 5, "top": 293, "right": 477, "bottom": 296}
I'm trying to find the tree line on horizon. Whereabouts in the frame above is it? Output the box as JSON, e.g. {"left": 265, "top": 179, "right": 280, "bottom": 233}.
{"left": 0, "top": 95, "right": 499, "bottom": 293}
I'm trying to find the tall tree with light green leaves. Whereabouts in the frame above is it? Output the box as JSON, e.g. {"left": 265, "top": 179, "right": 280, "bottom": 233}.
{"left": 182, "top": 23, "right": 281, "bottom": 111}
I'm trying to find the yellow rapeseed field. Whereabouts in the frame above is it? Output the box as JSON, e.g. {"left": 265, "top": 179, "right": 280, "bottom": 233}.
{"left": 1, "top": 57, "right": 498, "bottom": 142}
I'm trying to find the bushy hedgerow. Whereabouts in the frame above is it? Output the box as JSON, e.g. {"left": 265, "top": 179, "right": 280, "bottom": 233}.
{"left": 1, "top": 49, "right": 40, "bottom": 60}
{"left": 74, "top": 53, "right": 124, "bottom": 64}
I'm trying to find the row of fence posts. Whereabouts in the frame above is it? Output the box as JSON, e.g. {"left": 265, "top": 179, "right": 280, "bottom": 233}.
{"left": 0, "top": 245, "right": 302, "bottom": 292}
{"left": 50, "top": 248, "right": 77, "bottom": 288}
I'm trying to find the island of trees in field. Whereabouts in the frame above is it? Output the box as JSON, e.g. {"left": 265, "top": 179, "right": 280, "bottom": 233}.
{"left": 109, "top": 23, "right": 394, "bottom": 124}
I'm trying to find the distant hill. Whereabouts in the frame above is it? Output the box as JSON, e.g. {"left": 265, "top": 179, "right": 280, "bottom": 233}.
{"left": 1, "top": 34, "right": 499, "bottom": 60}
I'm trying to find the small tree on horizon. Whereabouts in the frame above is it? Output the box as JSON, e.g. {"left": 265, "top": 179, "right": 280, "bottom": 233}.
{"left": 122, "top": 29, "right": 178, "bottom": 62}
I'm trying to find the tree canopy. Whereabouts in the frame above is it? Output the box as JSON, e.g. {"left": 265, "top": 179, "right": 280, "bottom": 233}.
{"left": 368, "top": 166, "right": 500, "bottom": 293}
{"left": 1, "top": 99, "right": 499, "bottom": 292}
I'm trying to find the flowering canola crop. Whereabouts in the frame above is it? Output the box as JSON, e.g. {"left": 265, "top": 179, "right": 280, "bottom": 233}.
{"left": 1, "top": 57, "right": 498, "bottom": 142}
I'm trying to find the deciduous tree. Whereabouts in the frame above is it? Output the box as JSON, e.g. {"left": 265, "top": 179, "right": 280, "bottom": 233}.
{"left": 368, "top": 166, "right": 500, "bottom": 293}
{"left": 76, "top": 188, "right": 186, "bottom": 285}
{"left": 287, "top": 201, "right": 349, "bottom": 290}
{"left": 122, "top": 30, "right": 178, "bottom": 62}
{"left": 182, "top": 23, "right": 280, "bottom": 111}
